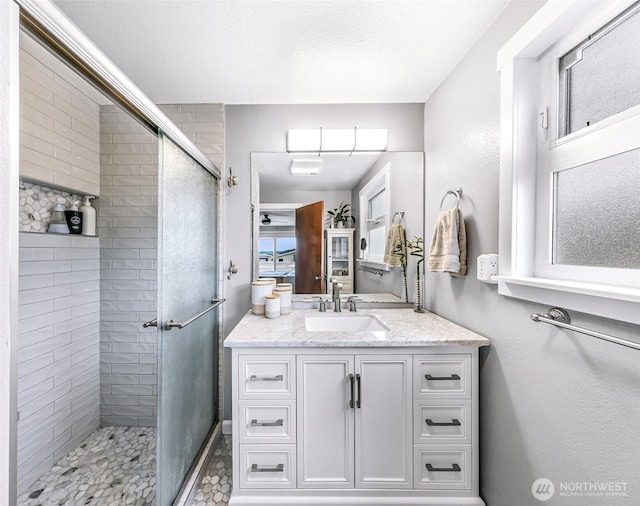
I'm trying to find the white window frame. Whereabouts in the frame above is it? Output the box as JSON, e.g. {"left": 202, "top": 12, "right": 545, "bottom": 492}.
{"left": 359, "top": 163, "right": 391, "bottom": 265}
{"left": 496, "top": 0, "right": 640, "bottom": 325}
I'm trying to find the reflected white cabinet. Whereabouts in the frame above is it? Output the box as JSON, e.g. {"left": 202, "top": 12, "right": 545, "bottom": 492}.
{"left": 230, "top": 346, "right": 485, "bottom": 506}
{"left": 325, "top": 228, "right": 355, "bottom": 294}
{"left": 297, "top": 355, "right": 412, "bottom": 489}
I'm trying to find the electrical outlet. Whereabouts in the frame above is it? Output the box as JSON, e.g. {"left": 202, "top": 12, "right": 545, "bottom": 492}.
{"left": 477, "top": 254, "right": 498, "bottom": 284}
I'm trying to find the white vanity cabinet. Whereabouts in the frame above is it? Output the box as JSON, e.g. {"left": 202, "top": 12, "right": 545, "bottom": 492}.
{"left": 297, "top": 355, "right": 412, "bottom": 489}
{"left": 230, "top": 345, "right": 485, "bottom": 506}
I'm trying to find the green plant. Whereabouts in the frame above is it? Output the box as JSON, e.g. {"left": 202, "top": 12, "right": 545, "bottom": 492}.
{"left": 326, "top": 201, "right": 355, "bottom": 226}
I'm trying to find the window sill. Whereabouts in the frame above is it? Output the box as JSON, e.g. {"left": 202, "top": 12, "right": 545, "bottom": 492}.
{"left": 496, "top": 276, "right": 640, "bottom": 325}
{"left": 356, "top": 259, "right": 391, "bottom": 271}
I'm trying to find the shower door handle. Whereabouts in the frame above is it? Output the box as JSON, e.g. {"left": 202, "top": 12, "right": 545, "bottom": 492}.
{"left": 142, "top": 318, "right": 157, "bottom": 328}
{"left": 163, "top": 298, "right": 226, "bottom": 330}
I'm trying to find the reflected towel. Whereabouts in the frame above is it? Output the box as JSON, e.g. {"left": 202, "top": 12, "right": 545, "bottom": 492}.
{"left": 383, "top": 224, "right": 407, "bottom": 267}
{"left": 428, "top": 208, "right": 467, "bottom": 276}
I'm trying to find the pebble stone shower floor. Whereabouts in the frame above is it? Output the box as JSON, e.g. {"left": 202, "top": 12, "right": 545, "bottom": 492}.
{"left": 16, "top": 428, "right": 232, "bottom": 506}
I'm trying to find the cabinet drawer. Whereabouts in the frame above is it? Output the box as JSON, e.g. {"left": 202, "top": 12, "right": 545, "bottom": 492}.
{"left": 239, "top": 355, "right": 295, "bottom": 399}
{"left": 414, "top": 444, "right": 471, "bottom": 490}
{"left": 414, "top": 355, "right": 471, "bottom": 398}
{"left": 238, "top": 400, "right": 296, "bottom": 444}
{"left": 239, "top": 444, "right": 296, "bottom": 489}
{"left": 414, "top": 400, "right": 471, "bottom": 444}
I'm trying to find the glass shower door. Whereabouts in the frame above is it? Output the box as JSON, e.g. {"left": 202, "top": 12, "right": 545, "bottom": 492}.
{"left": 156, "top": 131, "right": 220, "bottom": 505}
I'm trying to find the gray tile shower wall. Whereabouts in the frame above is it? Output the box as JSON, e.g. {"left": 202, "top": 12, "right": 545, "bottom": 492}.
{"left": 17, "top": 233, "right": 101, "bottom": 494}
{"left": 19, "top": 35, "right": 101, "bottom": 196}
{"left": 98, "top": 106, "right": 159, "bottom": 427}
{"left": 98, "top": 104, "right": 224, "bottom": 427}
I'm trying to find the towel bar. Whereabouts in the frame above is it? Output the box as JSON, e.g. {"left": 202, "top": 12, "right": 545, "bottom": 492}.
{"left": 531, "top": 307, "right": 640, "bottom": 351}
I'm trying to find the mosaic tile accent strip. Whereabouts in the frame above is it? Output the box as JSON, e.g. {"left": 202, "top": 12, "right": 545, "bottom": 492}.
{"left": 17, "top": 426, "right": 156, "bottom": 506}
{"left": 19, "top": 180, "right": 85, "bottom": 233}
{"left": 192, "top": 435, "right": 232, "bottom": 506}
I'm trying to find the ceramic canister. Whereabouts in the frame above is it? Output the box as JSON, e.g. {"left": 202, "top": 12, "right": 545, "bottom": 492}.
{"left": 274, "top": 285, "right": 292, "bottom": 315}
{"left": 251, "top": 280, "right": 273, "bottom": 315}
{"left": 260, "top": 277, "right": 277, "bottom": 290}
{"left": 265, "top": 294, "right": 280, "bottom": 319}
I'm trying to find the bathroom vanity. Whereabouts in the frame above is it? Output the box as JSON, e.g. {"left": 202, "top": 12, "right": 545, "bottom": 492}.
{"left": 225, "top": 308, "right": 490, "bottom": 505}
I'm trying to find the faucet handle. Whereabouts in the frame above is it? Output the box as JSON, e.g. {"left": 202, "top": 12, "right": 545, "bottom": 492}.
{"left": 347, "top": 296, "right": 361, "bottom": 312}
{"left": 312, "top": 296, "right": 327, "bottom": 312}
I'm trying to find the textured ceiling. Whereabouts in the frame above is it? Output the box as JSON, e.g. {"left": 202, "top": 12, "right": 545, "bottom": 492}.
{"left": 53, "top": 0, "right": 509, "bottom": 104}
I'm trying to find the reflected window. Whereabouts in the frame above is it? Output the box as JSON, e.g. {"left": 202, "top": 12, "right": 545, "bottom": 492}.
{"left": 259, "top": 236, "right": 296, "bottom": 274}
{"left": 359, "top": 164, "right": 391, "bottom": 263}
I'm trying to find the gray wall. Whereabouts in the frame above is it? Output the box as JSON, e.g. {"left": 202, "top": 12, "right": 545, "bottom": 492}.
{"left": 423, "top": 2, "right": 640, "bottom": 505}
{"left": 224, "top": 103, "right": 424, "bottom": 419}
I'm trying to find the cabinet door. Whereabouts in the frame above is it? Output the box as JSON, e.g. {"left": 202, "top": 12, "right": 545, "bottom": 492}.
{"left": 355, "top": 355, "right": 412, "bottom": 489}
{"left": 297, "top": 356, "right": 355, "bottom": 488}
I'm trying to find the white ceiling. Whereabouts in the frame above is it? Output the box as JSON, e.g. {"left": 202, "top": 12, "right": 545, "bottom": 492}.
{"left": 53, "top": 0, "right": 509, "bottom": 104}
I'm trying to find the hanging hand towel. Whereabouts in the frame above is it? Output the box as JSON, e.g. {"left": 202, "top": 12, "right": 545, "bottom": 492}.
{"left": 428, "top": 207, "right": 467, "bottom": 276}
{"left": 383, "top": 223, "right": 407, "bottom": 267}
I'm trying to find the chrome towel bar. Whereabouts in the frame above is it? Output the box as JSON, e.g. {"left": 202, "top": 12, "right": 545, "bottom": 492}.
{"left": 531, "top": 307, "right": 640, "bottom": 351}
{"left": 164, "top": 297, "right": 226, "bottom": 331}
{"left": 142, "top": 318, "right": 157, "bottom": 328}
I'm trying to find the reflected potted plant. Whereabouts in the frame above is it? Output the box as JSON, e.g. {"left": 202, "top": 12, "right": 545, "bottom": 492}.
{"left": 326, "top": 201, "right": 355, "bottom": 228}
{"left": 407, "top": 236, "right": 425, "bottom": 313}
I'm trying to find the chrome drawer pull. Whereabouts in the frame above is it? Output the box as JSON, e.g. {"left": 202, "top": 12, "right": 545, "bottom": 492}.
{"left": 250, "top": 419, "right": 284, "bottom": 427}
{"left": 249, "top": 374, "right": 283, "bottom": 382}
{"left": 425, "top": 373, "right": 460, "bottom": 381}
{"left": 251, "top": 463, "right": 284, "bottom": 473}
{"left": 426, "top": 463, "right": 461, "bottom": 472}
{"left": 426, "top": 418, "right": 461, "bottom": 427}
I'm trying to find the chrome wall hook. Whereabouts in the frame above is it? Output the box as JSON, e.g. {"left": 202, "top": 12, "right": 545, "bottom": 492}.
{"left": 227, "top": 167, "right": 238, "bottom": 187}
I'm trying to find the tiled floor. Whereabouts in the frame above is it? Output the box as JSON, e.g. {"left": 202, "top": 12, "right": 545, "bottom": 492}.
{"left": 17, "top": 426, "right": 156, "bottom": 506}
{"left": 191, "top": 435, "right": 232, "bottom": 506}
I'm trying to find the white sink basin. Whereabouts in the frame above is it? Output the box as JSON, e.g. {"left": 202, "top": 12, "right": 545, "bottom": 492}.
{"left": 305, "top": 314, "right": 390, "bottom": 332}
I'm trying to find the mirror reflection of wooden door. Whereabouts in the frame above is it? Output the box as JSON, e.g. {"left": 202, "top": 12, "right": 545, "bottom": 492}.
{"left": 295, "top": 201, "right": 324, "bottom": 293}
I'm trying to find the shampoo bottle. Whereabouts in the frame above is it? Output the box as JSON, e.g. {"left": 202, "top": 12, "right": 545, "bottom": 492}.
{"left": 79, "top": 196, "right": 96, "bottom": 236}
{"left": 65, "top": 201, "right": 83, "bottom": 234}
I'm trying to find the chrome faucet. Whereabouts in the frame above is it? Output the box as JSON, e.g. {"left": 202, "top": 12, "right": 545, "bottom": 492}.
{"left": 330, "top": 278, "right": 343, "bottom": 312}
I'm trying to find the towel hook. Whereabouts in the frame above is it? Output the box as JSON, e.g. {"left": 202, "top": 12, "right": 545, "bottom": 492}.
{"left": 440, "top": 188, "right": 463, "bottom": 209}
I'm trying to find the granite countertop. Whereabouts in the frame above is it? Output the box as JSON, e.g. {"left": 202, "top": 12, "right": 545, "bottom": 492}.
{"left": 224, "top": 308, "right": 490, "bottom": 348}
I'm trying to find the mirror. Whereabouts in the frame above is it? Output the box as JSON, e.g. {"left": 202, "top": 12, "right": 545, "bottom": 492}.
{"left": 251, "top": 151, "right": 424, "bottom": 303}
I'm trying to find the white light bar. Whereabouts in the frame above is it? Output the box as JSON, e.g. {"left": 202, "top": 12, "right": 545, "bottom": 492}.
{"left": 290, "top": 159, "right": 323, "bottom": 176}
{"left": 287, "top": 128, "right": 387, "bottom": 153}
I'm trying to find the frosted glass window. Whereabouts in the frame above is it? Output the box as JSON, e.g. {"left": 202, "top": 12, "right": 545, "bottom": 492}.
{"left": 369, "top": 227, "right": 386, "bottom": 260}
{"left": 559, "top": 4, "right": 640, "bottom": 136}
{"left": 553, "top": 148, "right": 640, "bottom": 268}
{"left": 369, "top": 189, "right": 386, "bottom": 219}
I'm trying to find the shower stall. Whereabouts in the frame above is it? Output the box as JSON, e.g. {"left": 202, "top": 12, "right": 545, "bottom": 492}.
{"left": 13, "top": 3, "right": 224, "bottom": 504}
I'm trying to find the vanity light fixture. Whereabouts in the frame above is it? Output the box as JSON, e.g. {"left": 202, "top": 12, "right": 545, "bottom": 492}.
{"left": 290, "top": 159, "right": 323, "bottom": 176}
{"left": 287, "top": 127, "right": 388, "bottom": 154}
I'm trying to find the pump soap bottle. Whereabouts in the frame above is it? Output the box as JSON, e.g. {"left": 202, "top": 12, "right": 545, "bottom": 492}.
{"left": 48, "top": 203, "right": 70, "bottom": 234}
{"left": 79, "top": 196, "right": 96, "bottom": 236}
